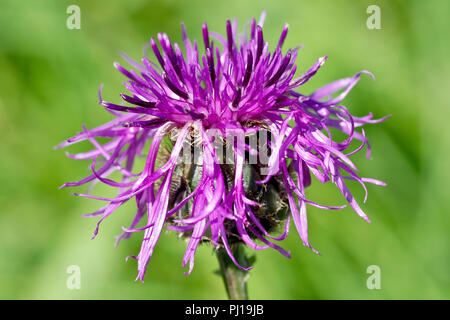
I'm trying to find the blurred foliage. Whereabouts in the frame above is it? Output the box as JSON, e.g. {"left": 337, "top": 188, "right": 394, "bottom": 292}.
{"left": 0, "top": 0, "right": 449, "bottom": 299}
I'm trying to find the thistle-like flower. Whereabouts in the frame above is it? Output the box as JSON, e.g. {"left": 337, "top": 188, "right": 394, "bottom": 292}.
{"left": 58, "top": 13, "right": 389, "bottom": 282}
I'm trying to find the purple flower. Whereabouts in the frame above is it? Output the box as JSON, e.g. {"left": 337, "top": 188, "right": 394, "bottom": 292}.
{"left": 58, "top": 13, "right": 389, "bottom": 282}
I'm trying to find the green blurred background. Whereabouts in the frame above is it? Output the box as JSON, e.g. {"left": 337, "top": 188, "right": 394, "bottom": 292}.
{"left": 0, "top": 0, "right": 449, "bottom": 299}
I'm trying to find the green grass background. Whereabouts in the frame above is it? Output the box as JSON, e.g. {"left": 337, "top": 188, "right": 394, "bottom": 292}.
{"left": 0, "top": 0, "right": 449, "bottom": 299}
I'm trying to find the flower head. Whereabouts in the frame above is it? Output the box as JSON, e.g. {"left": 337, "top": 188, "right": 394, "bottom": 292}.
{"left": 58, "top": 13, "right": 389, "bottom": 281}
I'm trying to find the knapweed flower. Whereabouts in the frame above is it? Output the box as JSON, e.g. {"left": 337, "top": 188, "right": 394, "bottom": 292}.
{"left": 58, "top": 13, "right": 389, "bottom": 282}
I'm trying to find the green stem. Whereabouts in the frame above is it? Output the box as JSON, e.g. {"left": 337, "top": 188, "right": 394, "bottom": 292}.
{"left": 216, "top": 244, "right": 251, "bottom": 300}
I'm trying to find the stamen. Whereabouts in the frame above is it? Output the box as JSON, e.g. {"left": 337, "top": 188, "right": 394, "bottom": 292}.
{"left": 163, "top": 75, "right": 189, "bottom": 100}
{"left": 242, "top": 50, "right": 253, "bottom": 88}
{"left": 150, "top": 37, "right": 165, "bottom": 70}
{"left": 265, "top": 51, "right": 291, "bottom": 87}
{"left": 276, "top": 23, "right": 289, "bottom": 50}
{"left": 250, "top": 18, "right": 256, "bottom": 40}
{"left": 120, "top": 94, "right": 156, "bottom": 108}
{"left": 202, "top": 22, "right": 210, "bottom": 50}
{"left": 161, "top": 34, "right": 184, "bottom": 82}
{"left": 206, "top": 48, "right": 216, "bottom": 85}
{"left": 226, "top": 20, "right": 234, "bottom": 55}
{"left": 232, "top": 87, "right": 242, "bottom": 107}
{"left": 255, "top": 26, "right": 264, "bottom": 66}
